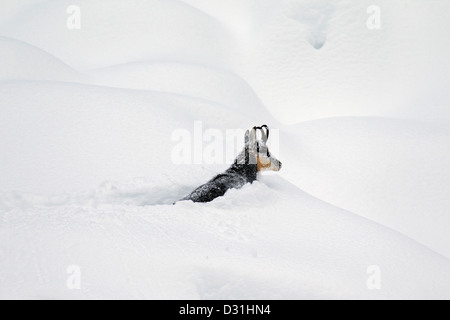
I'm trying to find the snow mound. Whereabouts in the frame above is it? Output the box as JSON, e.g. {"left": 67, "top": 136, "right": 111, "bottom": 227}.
{"left": 0, "top": 0, "right": 235, "bottom": 71}
{"left": 0, "top": 37, "right": 83, "bottom": 82}
{"left": 0, "top": 81, "right": 274, "bottom": 195}
{"left": 1, "top": 175, "right": 449, "bottom": 299}
{"left": 185, "top": 0, "right": 450, "bottom": 123}
{"left": 280, "top": 117, "right": 450, "bottom": 257}
{"left": 90, "top": 62, "right": 267, "bottom": 116}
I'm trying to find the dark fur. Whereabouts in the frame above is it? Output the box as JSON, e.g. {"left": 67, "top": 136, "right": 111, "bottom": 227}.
{"left": 180, "top": 157, "right": 258, "bottom": 203}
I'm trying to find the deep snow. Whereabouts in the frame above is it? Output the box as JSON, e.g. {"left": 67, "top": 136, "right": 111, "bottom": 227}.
{"left": 1, "top": 0, "right": 449, "bottom": 299}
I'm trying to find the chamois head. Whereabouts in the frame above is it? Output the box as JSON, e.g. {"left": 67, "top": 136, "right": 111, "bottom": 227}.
{"left": 244, "top": 125, "right": 282, "bottom": 172}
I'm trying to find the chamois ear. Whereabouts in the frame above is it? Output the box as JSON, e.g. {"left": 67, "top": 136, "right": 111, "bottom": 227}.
{"left": 244, "top": 130, "right": 250, "bottom": 146}
{"left": 249, "top": 127, "right": 257, "bottom": 146}
{"left": 260, "top": 125, "right": 269, "bottom": 142}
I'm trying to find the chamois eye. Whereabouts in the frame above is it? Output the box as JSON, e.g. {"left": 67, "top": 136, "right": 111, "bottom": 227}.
{"left": 256, "top": 143, "right": 260, "bottom": 153}
{"left": 267, "top": 151, "right": 270, "bottom": 157}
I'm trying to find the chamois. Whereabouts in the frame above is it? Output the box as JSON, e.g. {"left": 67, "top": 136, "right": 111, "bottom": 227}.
{"left": 179, "top": 125, "right": 282, "bottom": 203}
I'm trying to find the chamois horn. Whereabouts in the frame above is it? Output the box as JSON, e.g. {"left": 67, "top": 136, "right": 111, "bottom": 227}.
{"left": 260, "top": 125, "right": 269, "bottom": 142}
{"left": 252, "top": 125, "right": 269, "bottom": 143}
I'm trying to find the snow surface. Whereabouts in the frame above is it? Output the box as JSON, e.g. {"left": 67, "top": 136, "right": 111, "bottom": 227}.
{"left": 1, "top": 0, "right": 450, "bottom": 299}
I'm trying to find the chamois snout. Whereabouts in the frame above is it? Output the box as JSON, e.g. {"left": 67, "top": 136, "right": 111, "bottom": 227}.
{"left": 250, "top": 125, "right": 282, "bottom": 173}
